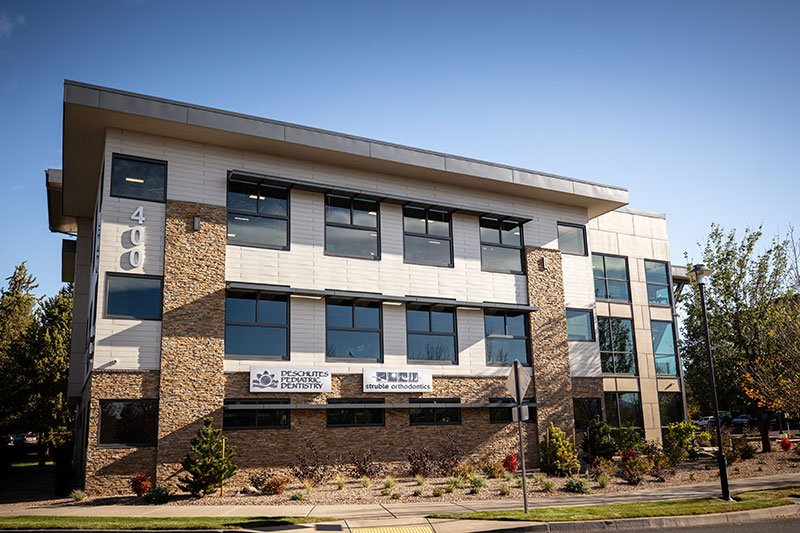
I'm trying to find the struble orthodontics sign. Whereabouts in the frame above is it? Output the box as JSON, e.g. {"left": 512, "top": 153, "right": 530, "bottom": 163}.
{"left": 250, "top": 366, "right": 332, "bottom": 393}
{"left": 362, "top": 368, "right": 433, "bottom": 392}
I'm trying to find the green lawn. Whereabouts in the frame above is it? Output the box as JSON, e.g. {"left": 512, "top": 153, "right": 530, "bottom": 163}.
{"left": 429, "top": 487, "right": 800, "bottom": 523}
{"left": 0, "top": 516, "right": 333, "bottom": 530}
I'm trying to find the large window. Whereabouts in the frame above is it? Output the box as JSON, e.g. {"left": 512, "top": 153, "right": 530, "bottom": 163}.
{"left": 406, "top": 305, "right": 457, "bottom": 363}
{"left": 409, "top": 398, "right": 461, "bottom": 425}
{"left": 326, "top": 398, "right": 385, "bottom": 427}
{"left": 403, "top": 206, "right": 453, "bottom": 267}
{"left": 651, "top": 320, "right": 678, "bottom": 376}
{"left": 557, "top": 223, "right": 587, "bottom": 256}
{"left": 592, "top": 254, "right": 631, "bottom": 302}
{"left": 658, "top": 392, "right": 684, "bottom": 428}
{"left": 326, "top": 300, "right": 382, "bottom": 361}
{"left": 598, "top": 316, "right": 637, "bottom": 374}
{"left": 573, "top": 397, "right": 602, "bottom": 431}
{"left": 604, "top": 392, "right": 643, "bottom": 429}
{"left": 489, "top": 397, "right": 535, "bottom": 424}
{"left": 223, "top": 399, "right": 290, "bottom": 429}
{"left": 645, "top": 260, "right": 671, "bottom": 305}
{"left": 325, "top": 194, "right": 379, "bottom": 259}
{"left": 484, "top": 310, "right": 530, "bottom": 365}
{"left": 105, "top": 274, "right": 163, "bottom": 320}
{"left": 98, "top": 400, "right": 158, "bottom": 447}
{"left": 227, "top": 178, "right": 289, "bottom": 249}
{"left": 225, "top": 291, "right": 288, "bottom": 358}
{"left": 566, "top": 308, "right": 595, "bottom": 341}
{"left": 110, "top": 154, "right": 167, "bottom": 203}
{"left": 479, "top": 216, "right": 524, "bottom": 274}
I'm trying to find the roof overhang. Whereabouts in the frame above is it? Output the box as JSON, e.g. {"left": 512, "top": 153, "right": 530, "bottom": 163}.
{"left": 45, "top": 168, "right": 77, "bottom": 233}
{"left": 61, "top": 80, "right": 629, "bottom": 220}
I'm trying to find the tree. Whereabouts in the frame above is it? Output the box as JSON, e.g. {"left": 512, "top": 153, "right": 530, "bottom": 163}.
{"left": 179, "top": 417, "right": 237, "bottom": 496}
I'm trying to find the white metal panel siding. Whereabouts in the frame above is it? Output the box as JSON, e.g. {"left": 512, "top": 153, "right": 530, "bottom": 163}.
{"left": 569, "top": 341, "right": 602, "bottom": 377}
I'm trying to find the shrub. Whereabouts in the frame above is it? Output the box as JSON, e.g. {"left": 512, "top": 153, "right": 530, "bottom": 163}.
{"left": 620, "top": 451, "right": 652, "bottom": 485}
{"left": 726, "top": 438, "right": 757, "bottom": 463}
{"left": 443, "top": 482, "right": 455, "bottom": 494}
{"left": 291, "top": 442, "right": 331, "bottom": 486}
{"left": 412, "top": 488, "right": 422, "bottom": 497}
{"left": 289, "top": 491, "right": 305, "bottom": 501}
{"left": 382, "top": 475, "right": 396, "bottom": 489}
{"left": 380, "top": 487, "right": 391, "bottom": 496}
{"left": 69, "top": 489, "right": 86, "bottom": 502}
{"left": 480, "top": 461, "right": 506, "bottom": 479}
{"left": 564, "top": 477, "right": 592, "bottom": 494}
{"left": 348, "top": 449, "right": 383, "bottom": 479}
{"left": 130, "top": 473, "right": 152, "bottom": 497}
{"left": 540, "top": 423, "right": 580, "bottom": 476}
{"left": 468, "top": 486, "right": 480, "bottom": 495}
{"left": 780, "top": 437, "right": 793, "bottom": 452}
{"left": 588, "top": 457, "right": 616, "bottom": 480}
{"left": 502, "top": 471, "right": 514, "bottom": 482}
{"left": 663, "top": 422, "right": 697, "bottom": 465}
{"left": 360, "top": 476, "right": 371, "bottom": 488}
{"left": 650, "top": 452, "right": 672, "bottom": 482}
{"left": 179, "top": 418, "right": 237, "bottom": 497}
{"left": 499, "top": 482, "right": 510, "bottom": 496}
{"left": 449, "top": 476, "right": 466, "bottom": 489}
{"left": 250, "top": 472, "right": 292, "bottom": 495}
{"left": 450, "top": 463, "right": 475, "bottom": 480}
{"left": 503, "top": 452, "right": 519, "bottom": 473}
{"left": 414, "top": 474, "right": 426, "bottom": 486}
{"left": 611, "top": 426, "right": 644, "bottom": 454}
{"left": 596, "top": 473, "right": 610, "bottom": 489}
{"left": 435, "top": 436, "right": 463, "bottom": 475}
{"left": 696, "top": 431, "right": 713, "bottom": 447}
{"left": 143, "top": 487, "right": 171, "bottom": 504}
{"left": 470, "top": 475, "right": 487, "bottom": 488}
{"left": 581, "top": 418, "right": 618, "bottom": 460}
{"left": 335, "top": 475, "right": 346, "bottom": 490}
{"left": 534, "top": 473, "right": 554, "bottom": 492}
{"left": 303, "top": 480, "right": 313, "bottom": 493}
{"left": 391, "top": 492, "right": 401, "bottom": 500}
{"left": 433, "top": 487, "right": 445, "bottom": 497}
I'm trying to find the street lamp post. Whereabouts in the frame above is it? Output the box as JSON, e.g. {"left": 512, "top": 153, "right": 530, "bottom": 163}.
{"left": 688, "top": 263, "right": 731, "bottom": 501}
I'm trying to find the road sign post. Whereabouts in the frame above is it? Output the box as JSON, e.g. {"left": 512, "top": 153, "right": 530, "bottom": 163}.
{"left": 506, "top": 360, "right": 531, "bottom": 513}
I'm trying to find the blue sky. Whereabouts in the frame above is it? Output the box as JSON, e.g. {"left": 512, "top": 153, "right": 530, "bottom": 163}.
{"left": 0, "top": 0, "right": 797, "bottom": 297}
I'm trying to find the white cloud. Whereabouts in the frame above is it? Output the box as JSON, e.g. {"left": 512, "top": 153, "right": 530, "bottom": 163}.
{"left": 0, "top": 12, "right": 25, "bottom": 41}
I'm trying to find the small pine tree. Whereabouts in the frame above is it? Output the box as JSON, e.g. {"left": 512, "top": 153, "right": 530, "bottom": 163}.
{"left": 581, "top": 417, "right": 618, "bottom": 461}
{"left": 178, "top": 417, "right": 237, "bottom": 496}
{"left": 540, "top": 422, "right": 580, "bottom": 476}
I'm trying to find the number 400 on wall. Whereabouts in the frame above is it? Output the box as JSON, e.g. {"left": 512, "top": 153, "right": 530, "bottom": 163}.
{"left": 128, "top": 206, "right": 145, "bottom": 268}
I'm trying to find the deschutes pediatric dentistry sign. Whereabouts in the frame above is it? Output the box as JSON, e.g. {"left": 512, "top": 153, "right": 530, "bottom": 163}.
{"left": 363, "top": 368, "right": 433, "bottom": 392}
{"left": 250, "top": 366, "right": 332, "bottom": 392}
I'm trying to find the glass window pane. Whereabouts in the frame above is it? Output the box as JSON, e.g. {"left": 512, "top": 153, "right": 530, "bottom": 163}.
{"left": 500, "top": 220, "right": 521, "bottom": 246}
{"left": 611, "top": 319, "right": 634, "bottom": 352}
{"left": 644, "top": 260, "right": 668, "bottom": 284}
{"left": 484, "top": 313, "right": 505, "bottom": 336}
{"left": 409, "top": 407, "right": 435, "bottom": 424}
{"left": 566, "top": 309, "right": 593, "bottom": 341}
{"left": 431, "top": 309, "right": 454, "bottom": 333}
{"left": 258, "top": 184, "right": 288, "bottom": 217}
{"left": 592, "top": 254, "right": 605, "bottom": 278}
{"left": 601, "top": 353, "right": 616, "bottom": 373}
{"left": 403, "top": 206, "right": 427, "bottom": 234}
{"left": 326, "top": 408, "right": 350, "bottom": 426}
{"left": 486, "top": 338, "right": 528, "bottom": 365}
{"left": 604, "top": 256, "right": 628, "bottom": 280}
{"left": 434, "top": 407, "right": 461, "bottom": 424}
{"left": 481, "top": 245, "right": 522, "bottom": 273}
{"left": 594, "top": 278, "right": 608, "bottom": 300}
{"left": 106, "top": 275, "right": 162, "bottom": 319}
{"left": 354, "top": 303, "right": 380, "bottom": 329}
{"left": 557, "top": 224, "right": 586, "bottom": 255}
{"left": 258, "top": 296, "right": 287, "bottom": 325}
{"left": 226, "top": 292, "right": 257, "bottom": 323}
{"left": 223, "top": 409, "right": 256, "bottom": 429}
{"left": 606, "top": 280, "right": 630, "bottom": 301}
{"left": 407, "top": 333, "right": 455, "bottom": 362}
{"left": 427, "top": 210, "right": 450, "bottom": 237}
{"left": 326, "top": 330, "right": 381, "bottom": 360}
{"left": 573, "top": 398, "right": 602, "bottom": 431}
{"left": 99, "top": 401, "right": 158, "bottom": 446}
{"left": 406, "top": 308, "right": 430, "bottom": 332}
{"left": 326, "top": 303, "right": 353, "bottom": 329}
{"left": 479, "top": 217, "right": 500, "bottom": 243}
{"left": 658, "top": 392, "right": 683, "bottom": 426}
{"left": 598, "top": 317, "right": 612, "bottom": 352}
{"left": 353, "top": 407, "right": 384, "bottom": 426}
{"left": 505, "top": 312, "right": 526, "bottom": 337}
{"left": 227, "top": 179, "right": 258, "bottom": 212}
{"left": 404, "top": 235, "right": 452, "bottom": 266}
{"left": 618, "top": 393, "right": 643, "bottom": 427}
{"left": 648, "top": 284, "right": 671, "bottom": 305}
{"left": 651, "top": 321, "right": 675, "bottom": 355}
{"left": 655, "top": 354, "right": 678, "bottom": 376}
{"left": 255, "top": 410, "right": 290, "bottom": 428}
{"left": 352, "top": 198, "right": 378, "bottom": 227}
{"left": 111, "top": 156, "right": 166, "bottom": 202}
{"left": 227, "top": 213, "right": 287, "bottom": 248}
{"left": 604, "top": 392, "right": 620, "bottom": 427}
{"left": 325, "top": 195, "right": 351, "bottom": 224}
{"left": 615, "top": 352, "right": 637, "bottom": 374}
{"left": 325, "top": 226, "right": 378, "bottom": 258}
{"left": 225, "top": 325, "right": 287, "bottom": 357}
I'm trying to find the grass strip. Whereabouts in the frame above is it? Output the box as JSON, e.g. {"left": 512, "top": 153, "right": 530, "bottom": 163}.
{"left": 0, "top": 516, "right": 333, "bottom": 530}
{"left": 429, "top": 487, "right": 800, "bottom": 522}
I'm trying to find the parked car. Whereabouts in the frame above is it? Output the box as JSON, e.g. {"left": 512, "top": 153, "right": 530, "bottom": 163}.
{"left": 23, "top": 432, "right": 38, "bottom": 446}
{"left": 731, "top": 414, "right": 758, "bottom": 433}
{"left": 696, "top": 416, "right": 715, "bottom": 429}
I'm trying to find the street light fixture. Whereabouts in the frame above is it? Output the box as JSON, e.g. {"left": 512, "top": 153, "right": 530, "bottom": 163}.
{"left": 688, "top": 263, "right": 731, "bottom": 501}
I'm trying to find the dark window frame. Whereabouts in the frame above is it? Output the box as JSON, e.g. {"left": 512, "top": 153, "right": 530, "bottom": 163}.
{"left": 226, "top": 177, "right": 291, "bottom": 251}
{"left": 222, "top": 398, "right": 291, "bottom": 430}
{"left": 324, "top": 193, "right": 381, "bottom": 260}
{"left": 97, "top": 399, "right": 158, "bottom": 448}
{"left": 644, "top": 259, "right": 673, "bottom": 307}
{"left": 104, "top": 273, "right": 164, "bottom": 320}
{"left": 484, "top": 309, "right": 531, "bottom": 366}
{"left": 489, "top": 397, "right": 536, "bottom": 424}
{"left": 566, "top": 308, "right": 596, "bottom": 342}
{"left": 402, "top": 205, "right": 454, "bottom": 268}
{"left": 110, "top": 153, "right": 168, "bottom": 203}
{"left": 325, "top": 298, "right": 384, "bottom": 362}
{"left": 409, "top": 397, "right": 462, "bottom": 425}
{"left": 651, "top": 319, "right": 679, "bottom": 376}
{"left": 326, "top": 398, "right": 385, "bottom": 428}
{"left": 604, "top": 391, "right": 644, "bottom": 429}
{"left": 557, "top": 222, "right": 588, "bottom": 256}
{"left": 598, "top": 316, "right": 638, "bottom": 375}
{"left": 224, "top": 290, "right": 290, "bottom": 360}
{"left": 479, "top": 215, "right": 525, "bottom": 275}
{"left": 406, "top": 304, "right": 458, "bottom": 365}
{"left": 592, "top": 253, "right": 632, "bottom": 303}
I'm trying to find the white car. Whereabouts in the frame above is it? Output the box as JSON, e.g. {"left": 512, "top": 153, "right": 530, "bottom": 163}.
{"left": 696, "top": 416, "right": 715, "bottom": 429}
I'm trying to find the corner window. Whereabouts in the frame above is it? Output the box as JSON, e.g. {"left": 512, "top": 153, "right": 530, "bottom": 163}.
{"left": 651, "top": 320, "right": 678, "bottom": 376}
{"left": 403, "top": 206, "right": 453, "bottom": 267}
{"left": 326, "top": 300, "right": 382, "bottom": 361}
{"left": 566, "top": 308, "right": 595, "bottom": 341}
{"left": 223, "top": 399, "right": 290, "bottom": 429}
{"left": 326, "top": 398, "right": 385, "bottom": 427}
{"left": 227, "top": 178, "right": 289, "bottom": 249}
{"left": 98, "top": 400, "right": 158, "bottom": 447}
{"left": 573, "top": 397, "right": 602, "bottom": 431}
{"left": 225, "top": 291, "right": 288, "bottom": 359}
{"left": 645, "top": 260, "right": 671, "bottom": 305}
{"left": 658, "top": 392, "right": 684, "bottom": 427}
{"left": 325, "top": 194, "right": 379, "bottom": 259}
{"left": 105, "top": 274, "right": 163, "bottom": 320}
{"left": 479, "top": 216, "right": 524, "bottom": 274}
{"left": 110, "top": 154, "right": 166, "bottom": 203}
{"left": 409, "top": 398, "right": 461, "bottom": 425}
{"left": 489, "top": 397, "right": 535, "bottom": 424}
{"left": 484, "top": 310, "right": 530, "bottom": 365}
{"left": 598, "top": 316, "right": 637, "bottom": 375}
{"left": 604, "top": 392, "right": 643, "bottom": 429}
{"left": 592, "top": 254, "right": 631, "bottom": 302}
{"left": 557, "top": 223, "right": 587, "bottom": 256}
{"left": 406, "top": 305, "right": 457, "bottom": 363}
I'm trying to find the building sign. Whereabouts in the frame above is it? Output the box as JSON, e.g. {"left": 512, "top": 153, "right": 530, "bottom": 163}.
{"left": 363, "top": 368, "right": 433, "bottom": 392}
{"left": 250, "top": 366, "right": 332, "bottom": 393}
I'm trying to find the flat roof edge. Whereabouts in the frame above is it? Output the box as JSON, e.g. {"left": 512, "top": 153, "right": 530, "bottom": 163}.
{"left": 616, "top": 206, "right": 667, "bottom": 219}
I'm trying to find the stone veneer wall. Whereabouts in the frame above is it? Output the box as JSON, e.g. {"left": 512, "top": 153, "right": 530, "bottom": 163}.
{"left": 525, "top": 247, "right": 574, "bottom": 436}
{"left": 156, "top": 201, "right": 227, "bottom": 487}
{"left": 571, "top": 377, "right": 604, "bottom": 403}
{"left": 84, "top": 371, "right": 159, "bottom": 495}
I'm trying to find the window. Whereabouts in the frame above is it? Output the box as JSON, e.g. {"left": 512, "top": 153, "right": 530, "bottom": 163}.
{"left": 479, "top": 216, "right": 524, "bottom": 274}
{"left": 598, "top": 316, "right": 637, "bottom": 374}
{"left": 573, "top": 397, "right": 602, "bottom": 431}
{"left": 105, "top": 274, "right": 163, "bottom": 320}
{"left": 325, "top": 194, "right": 379, "bottom": 259}
{"left": 604, "top": 392, "right": 643, "bottom": 428}
{"left": 326, "top": 300, "right": 382, "bottom": 361}
{"left": 326, "top": 398, "right": 385, "bottom": 427}
{"left": 557, "top": 223, "right": 587, "bottom": 256}
{"left": 489, "top": 397, "right": 535, "bottom": 424}
{"left": 592, "top": 254, "right": 630, "bottom": 301}
{"left": 645, "top": 260, "right": 671, "bottom": 305}
{"left": 403, "top": 206, "right": 453, "bottom": 267}
{"left": 223, "top": 399, "right": 290, "bottom": 429}
{"left": 409, "top": 398, "right": 461, "bottom": 425}
{"left": 227, "top": 178, "right": 289, "bottom": 249}
{"left": 98, "top": 400, "right": 158, "bottom": 447}
{"left": 566, "top": 308, "right": 595, "bottom": 341}
{"left": 484, "top": 310, "right": 530, "bottom": 365}
{"left": 225, "top": 291, "right": 288, "bottom": 358}
{"left": 658, "top": 392, "right": 684, "bottom": 427}
{"left": 651, "top": 320, "right": 678, "bottom": 376}
{"left": 406, "top": 305, "right": 457, "bottom": 363}
{"left": 110, "top": 154, "right": 166, "bottom": 203}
